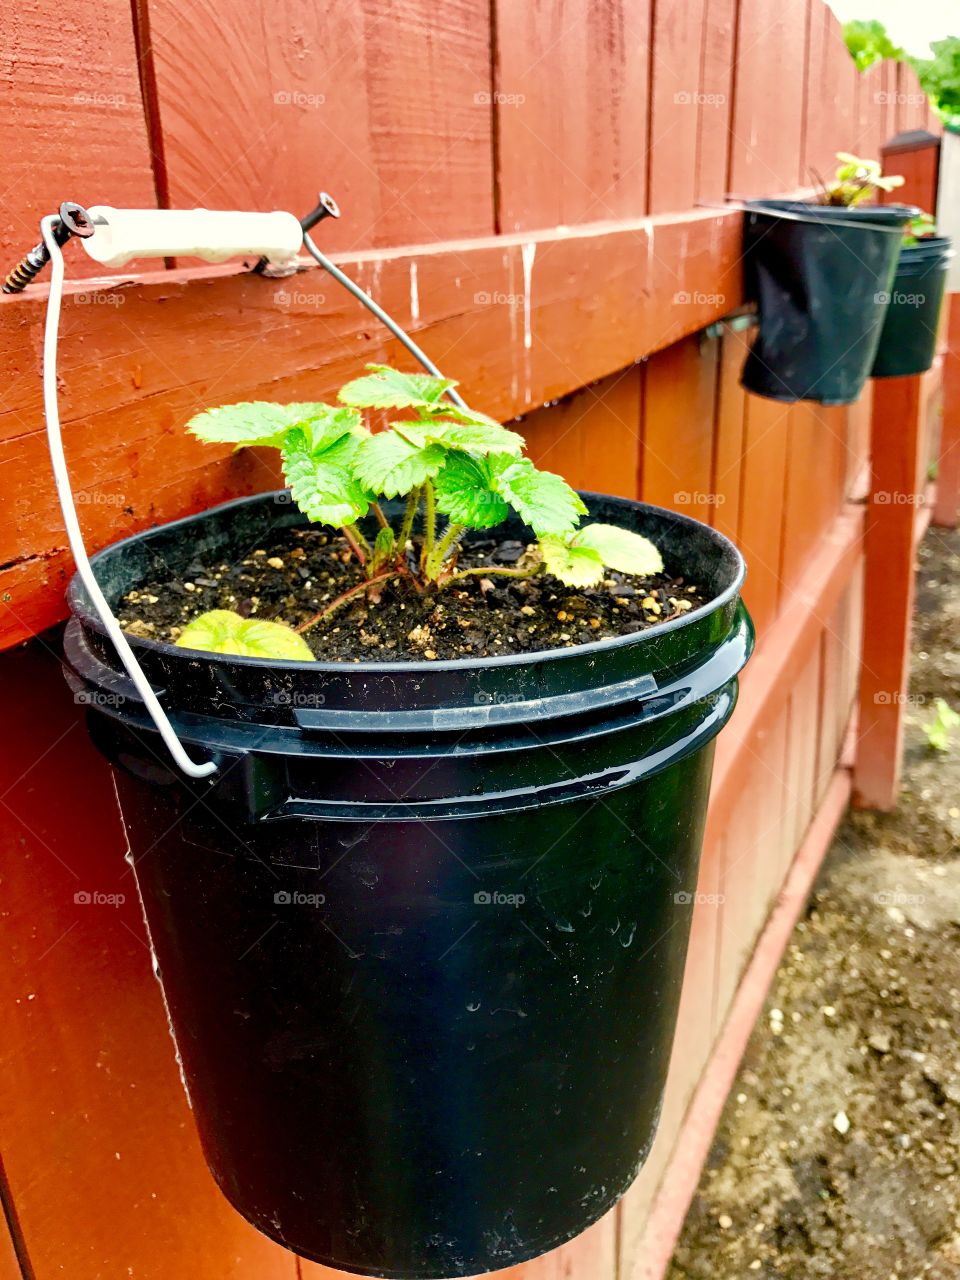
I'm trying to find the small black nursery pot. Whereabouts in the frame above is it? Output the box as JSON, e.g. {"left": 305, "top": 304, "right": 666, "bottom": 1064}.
{"left": 741, "top": 199, "right": 917, "bottom": 405}
{"left": 64, "top": 490, "right": 752, "bottom": 1279}
{"left": 871, "top": 236, "right": 953, "bottom": 378}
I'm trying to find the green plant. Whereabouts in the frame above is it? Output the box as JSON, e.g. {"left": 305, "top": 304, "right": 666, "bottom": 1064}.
{"left": 817, "top": 153, "right": 905, "bottom": 207}
{"left": 904, "top": 212, "right": 937, "bottom": 246}
{"left": 177, "top": 365, "right": 664, "bottom": 659}
{"left": 842, "top": 19, "right": 905, "bottom": 72}
{"left": 922, "top": 698, "right": 960, "bottom": 752}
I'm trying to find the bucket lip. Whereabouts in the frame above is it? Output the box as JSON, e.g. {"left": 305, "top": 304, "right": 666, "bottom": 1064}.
{"left": 67, "top": 489, "right": 747, "bottom": 677}
{"left": 745, "top": 198, "right": 920, "bottom": 228}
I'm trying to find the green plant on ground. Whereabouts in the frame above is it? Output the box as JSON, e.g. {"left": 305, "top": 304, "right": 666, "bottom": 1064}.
{"left": 842, "top": 21, "right": 960, "bottom": 131}
{"left": 177, "top": 365, "right": 664, "bottom": 659}
{"left": 842, "top": 19, "right": 906, "bottom": 71}
{"left": 817, "top": 153, "right": 905, "bottom": 207}
{"left": 922, "top": 698, "right": 960, "bottom": 752}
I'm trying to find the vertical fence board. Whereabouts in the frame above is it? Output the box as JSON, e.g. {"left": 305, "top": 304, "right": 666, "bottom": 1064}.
{"left": 737, "top": 392, "right": 790, "bottom": 634}
{"left": 711, "top": 328, "right": 750, "bottom": 539}
{"left": 0, "top": 0, "right": 156, "bottom": 267}
{"left": 730, "top": 0, "right": 807, "bottom": 196}
{"left": 519, "top": 366, "right": 642, "bottom": 499}
{"left": 494, "top": 0, "right": 651, "bottom": 232}
{"left": 695, "top": 0, "right": 737, "bottom": 203}
{"left": 148, "top": 0, "right": 494, "bottom": 250}
{"left": 0, "top": 644, "right": 296, "bottom": 1280}
{"left": 647, "top": 0, "right": 707, "bottom": 214}
{"left": 640, "top": 336, "right": 717, "bottom": 513}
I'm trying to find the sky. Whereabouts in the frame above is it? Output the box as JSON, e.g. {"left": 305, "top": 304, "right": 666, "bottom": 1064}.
{"left": 827, "top": 0, "right": 957, "bottom": 57}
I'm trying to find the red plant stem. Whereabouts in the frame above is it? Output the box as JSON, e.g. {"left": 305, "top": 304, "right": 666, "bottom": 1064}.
{"left": 340, "top": 525, "right": 367, "bottom": 566}
{"left": 296, "top": 571, "right": 395, "bottom": 633}
{"left": 372, "top": 503, "right": 391, "bottom": 530}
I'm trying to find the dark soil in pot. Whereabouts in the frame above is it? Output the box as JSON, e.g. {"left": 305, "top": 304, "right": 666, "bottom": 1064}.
{"left": 117, "top": 525, "right": 707, "bottom": 661}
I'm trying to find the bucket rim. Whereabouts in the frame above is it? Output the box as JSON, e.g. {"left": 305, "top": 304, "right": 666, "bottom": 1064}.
{"left": 67, "top": 489, "right": 747, "bottom": 678}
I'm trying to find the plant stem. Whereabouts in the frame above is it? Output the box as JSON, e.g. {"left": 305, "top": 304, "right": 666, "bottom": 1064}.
{"left": 446, "top": 565, "right": 539, "bottom": 584}
{"left": 425, "top": 521, "right": 466, "bottom": 580}
{"left": 340, "top": 525, "right": 368, "bottom": 566}
{"left": 422, "top": 481, "right": 436, "bottom": 566}
{"left": 296, "top": 571, "right": 396, "bottom": 634}
{"left": 397, "top": 486, "right": 421, "bottom": 550}
{"left": 372, "top": 503, "right": 391, "bottom": 530}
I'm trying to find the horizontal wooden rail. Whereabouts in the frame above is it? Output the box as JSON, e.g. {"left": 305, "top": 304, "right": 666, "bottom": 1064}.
{"left": 0, "top": 208, "right": 744, "bottom": 649}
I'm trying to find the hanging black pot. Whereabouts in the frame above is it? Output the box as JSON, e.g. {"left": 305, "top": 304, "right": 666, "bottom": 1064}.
{"left": 63, "top": 489, "right": 752, "bottom": 1279}
{"left": 871, "top": 236, "right": 953, "bottom": 378}
{"left": 741, "top": 199, "right": 917, "bottom": 405}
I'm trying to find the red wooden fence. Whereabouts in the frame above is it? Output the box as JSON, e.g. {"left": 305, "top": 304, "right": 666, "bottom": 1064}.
{"left": 0, "top": 2, "right": 944, "bottom": 1277}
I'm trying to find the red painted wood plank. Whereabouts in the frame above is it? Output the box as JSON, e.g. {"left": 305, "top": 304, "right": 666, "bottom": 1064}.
{"left": 148, "top": 0, "right": 495, "bottom": 250}
{"left": 0, "top": 0, "right": 156, "bottom": 267}
{"left": 518, "top": 367, "right": 643, "bottom": 500}
{"left": 736, "top": 391, "right": 790, "bottom": 635}
{"left": 640, "top": 335, "right": 718, "bottom": 515}
{"left": 711, "top": 326, "right": 750, "bottom": 540}
{"left": 729, "top": 0, "right": 807, "bottom": 197}
{"left": 0, "top": 643, "right": 295, "bottom": 1279}
{"left": 854, "top": 375, "right": 925, "bottom": 809}
{"left": 647, "top": 0, "right": 707, "bottom": 215}
{"left": 934, "top": 295, "right": 960, "bottom": 528}
{"left": 494, "top": 0, "right": 651, "bottom": 232}
{"left": 0, "top": 210, "right": 745, "bottom": 649}
{"left": 695, "top": 0, "right": 737, "bottom": 204}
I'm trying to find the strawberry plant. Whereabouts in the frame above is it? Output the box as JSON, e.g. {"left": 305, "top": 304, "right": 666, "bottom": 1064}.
{"left": 178, "top": 365, "right": 664, "bottom": 659}
{"left": 817, "top": 152, "right": 904, "bottom": 208}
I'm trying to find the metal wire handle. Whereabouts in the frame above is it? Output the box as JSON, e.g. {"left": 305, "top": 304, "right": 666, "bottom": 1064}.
{"left": 41, "top": 206, "right": 467, "bottom": 780}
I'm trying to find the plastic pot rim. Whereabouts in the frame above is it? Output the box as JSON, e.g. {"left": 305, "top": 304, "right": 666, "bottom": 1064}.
{"left": 68, "top": 488, "right": 747, "bottom": 679}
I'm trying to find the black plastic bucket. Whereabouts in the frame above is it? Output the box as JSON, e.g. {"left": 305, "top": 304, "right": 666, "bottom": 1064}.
{"left": 64, "top": 490, "right": 752, "bottom": 1278}
{"left": 871, "top": 236, "right": 953, "bottom": 378}
{"left": 741, "top": 199, "right": 917, "bottom": 405}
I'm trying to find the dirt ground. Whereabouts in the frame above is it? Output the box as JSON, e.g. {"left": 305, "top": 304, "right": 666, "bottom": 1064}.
{"left": 670, "top": 526, "right": 960, "bottom": 1280}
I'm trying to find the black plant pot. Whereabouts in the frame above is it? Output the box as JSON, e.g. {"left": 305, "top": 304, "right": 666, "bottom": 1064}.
{"left": 871, "top": 236, "right": 953, "bottom": 378}
{"left": 64, "top": 490, "right": 752, "bottom": 1279}
{"left": 741, "top": 199, "right": 917, "bottom": 405}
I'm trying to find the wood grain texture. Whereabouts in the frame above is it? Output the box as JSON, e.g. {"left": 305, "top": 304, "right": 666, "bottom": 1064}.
{"left": 710, "top": 325, "right": 750, "bottom": 541}
{"left": 695, "top": 0, "right": 737, "bottom": 204}
{"left": 736, "top": 391, "right": 790, "bottom": 635}
{"left": 640, "top": 335, "right": 718, "bottom": 514}
{"left": 0, "top": 210, "right": 744, "bottom": 648}
{"left": 647, "top": 0, "right": 708, "bottom": 214}
{"left": 0, "top": 642, "right": 296, "bottom": 1279}
{"left": 147, "top": 0, "right": 495, "bottom": 250}
{"left": 494, "top": 0, "right": 651, "bottom": 232}
{"left": 0, "top": 0, "right": 157, "bottom": 266}
{"left": 934, "top": 295, "right": 960, "bottom": 528}
{"left": 729, "top": 0, "right": 807, "bottom": 197}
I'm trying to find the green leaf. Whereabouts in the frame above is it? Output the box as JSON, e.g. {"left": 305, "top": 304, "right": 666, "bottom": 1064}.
{"left": 175, "top": 610, "right": 314, "bottom": 661}
{"left": 539, "top": 536, "right": 605, "bottom": 587}
{"left": 923, "top": 697, "right": 960, "bottom": 752}
{"left": 434, "top": 452, "right": 511, "bottom": 528}
{"left": 399, "top": 417, "right": 524, "bottom": 456}
{"left": 353, "top": 430, "right": 447, "bottom": 498}
{"left": 187, "top": 401, "right": 337, "bottom": 449}
{"left": 494, "top": 457, "right": 587, "bottom": 536}
{"left": 281, "top": 427, "right": 371, "bottom": 526}
{"left": 371, "top": 525, "right": 396, "bottom": 570}
{"left": 573, "top": 524, "right": 664, "bottom": 576}
{"left": 338, "top": 364, "right": 457, "bottom": 411}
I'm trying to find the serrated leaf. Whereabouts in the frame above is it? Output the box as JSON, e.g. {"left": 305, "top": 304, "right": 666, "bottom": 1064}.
{"left": 281, "top": 427, "right": 371, "bottom": 526}
{"left": 353, "top": 430, "right": 447, "bottom": 498}
{"left": 398, "top": 417, "right": 524, "bottom": 456}
{"left": 434, "top": 452, "right": 511, "bottom": 528}
{"left": 494, "top": 458, "right": 587, "bottom": 536}
{"left": 338, "top": 364, "right": 457, "bottom": 411}
{"left": 175, "top": 610, "right": 314, "bottom": 661}
{"left": 187, "top": 401, "right": 335, "bottom": 448}
{"left": 573, "top": 524, "right": 664, "bottom": 576}
{"left": 301, "top": 405, "right": 365, "bottom": 451}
